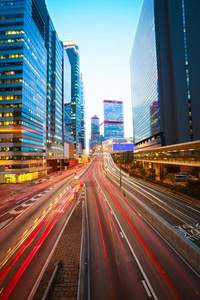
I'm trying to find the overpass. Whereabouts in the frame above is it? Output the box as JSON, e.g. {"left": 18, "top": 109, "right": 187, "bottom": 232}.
{"left": 134, "top": 140, "right": 200, "bottom": 180}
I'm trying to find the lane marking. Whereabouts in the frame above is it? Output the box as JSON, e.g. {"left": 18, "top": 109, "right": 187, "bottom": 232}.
{"left": 104, "top": 161, "right": 199, "bottom": 229}
{"left": 120, "top": 232, "right": 124, "bottom": 239}
{"left": 186, "top": 206, "right": 200, "bottom": 213}
{"left": 142, "top": 280, "right": 152, "bottom": 297}
{"left": 16, "top": 197, "right": 28, "bottom": 204}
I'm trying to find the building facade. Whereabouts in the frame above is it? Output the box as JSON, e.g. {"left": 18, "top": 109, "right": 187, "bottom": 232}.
{"left": 91, "top": 115, "right": 100, "bottom": 149}
{"left": 103, "top": 100, "right": 124, "bottom": 141}
{"left": 63, "top": 41, "right": 82, "bottom": 157}
{"left": 0, "top": 0, "right": 48, "bottom": 183}
{"left": 0, "top": 0, "right": 74, "bottom": 182}
{"left": 80, "top": 73, "right": 86, "bottom": 151}
{"left": 63, "top": 47, "right": 71, "bottom": 136}
{"left": 46, "top": 16, "right": 64, "bottom": 171}
{"left": 130, "top": 0, "right": 200, "bottom": 148}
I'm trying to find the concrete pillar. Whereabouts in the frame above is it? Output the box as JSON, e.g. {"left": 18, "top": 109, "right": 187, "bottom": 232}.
{"left": 15, "top": 174, "right": 18, "bottom": 183}
{"left": 155, "top": 164, "right": 161, "bottom": 180}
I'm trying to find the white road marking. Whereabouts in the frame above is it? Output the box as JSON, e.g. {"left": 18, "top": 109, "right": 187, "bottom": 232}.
{"left": 16, "top": 197, "right": 28, "bottom": 204}
{"left": 120, "top": 231, "right": 124, "bottom": 238}
{"left": 186, "top": 206, "right": 200, "bottom": 213}
{"left": 142, "top": 280, "right": 152, "bottom": 297}
{"left": 9, "top": 210, "right": 21, "bottom": 215}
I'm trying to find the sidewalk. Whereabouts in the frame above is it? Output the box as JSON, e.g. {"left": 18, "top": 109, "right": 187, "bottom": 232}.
{"left": 33, "top": 202, "right": 82, "bottom": 300}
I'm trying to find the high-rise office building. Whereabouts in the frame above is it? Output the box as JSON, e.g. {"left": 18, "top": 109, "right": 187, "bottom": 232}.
{"left": 0, "top": 0, "right": 73, "bottom": 182}
{"left": 63, "top": 41, "right": 82, "bottom": 157}
{"left": 91, "top": 115, "right": 100, "bottom": 149}
{"left": 46, "top": 16, "right": 64, "bottom": 171}
{"left": 63, "top": 47, "right": 71, "bottom": 136}
{"left": 80, "top": 73, "right": 86, "bottom": 151}
{"left": 130, "top": 0, "right": 200, "bottom": 147}
{"left": 103, "top": 100, "right": 124, "bottom": 141}
{"left": 63, "top": 49, "right": 74, "bottom": 160}
{"left": 0, "top": 0, "right": 47, "bottom": 183}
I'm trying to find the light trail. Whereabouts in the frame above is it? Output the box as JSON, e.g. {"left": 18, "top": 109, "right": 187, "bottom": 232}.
{"left": 89, "top": 173, "right": 117, "bottom": 300}
{"left": 0, "top": 188, "right": 76, "bottom": 298}
{"left": 93, "top": 171, "right": 143, "bottom": 298}
{"left": 96, "top": 156, "right": 183, "bottom": 300}
{"left": 0, "top": 219, "right": 57, "bottom": 300}
{"left": 104, "top": 153, "right": 200, "bottom": 234}
{"left": 102, "top": 156, "right": 200, "bottom": 294}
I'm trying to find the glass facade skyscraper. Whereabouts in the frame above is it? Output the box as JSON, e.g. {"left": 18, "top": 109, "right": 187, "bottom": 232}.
{"left": 0, "top": 0, "right": 74, "bottom": 182}
{"left": 63, "top": 41, "right": 82, "bottom": 157}
{"left": 80, "top": 73, "right": 85, "bottom": 151}
{"left": 103, "top": 100, "right": 124, "bottom": 141}
{"left": 63, "top": 47, "right": 71, "bottom": 137}
{"left": 0, "top": 0, "right": 47, "bottom": 183}
{"left": 131, "top": 0, "right": 200, "bottom": 147}
{"left": 130, "top": 0, "right": 159, "bottom": 144}
{"left": 91, "top": 115, "right": 100, "bottom": 149}
{"left": 46, "top": 16, "right": 64, "bottom": 162}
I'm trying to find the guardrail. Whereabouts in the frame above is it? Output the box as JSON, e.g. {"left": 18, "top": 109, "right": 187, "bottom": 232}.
{"left": 136, "top": 156, "right": 200, "bottom": 166}
{"left": 41, "top": 261, "right": 62, "bottom": 300}
{"left": 77, "top": 184, "right": 90, "bottom": 300}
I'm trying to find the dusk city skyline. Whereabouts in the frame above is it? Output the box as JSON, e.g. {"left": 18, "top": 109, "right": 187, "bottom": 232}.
{"left": 0, "top": 1, "right": 200, "bottom": 299}
{"left": 46, "top": 0, "right": 143, "bottom": 151}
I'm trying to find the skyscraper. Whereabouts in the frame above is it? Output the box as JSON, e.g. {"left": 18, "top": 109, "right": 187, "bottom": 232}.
{"left": 80, "top": 73, "right": 86, "bottom": 151}
{"left": 130, "top": 0, "right": 200, "bottom": 147}
{"left": 103, "top": 100, "right": 124, "bottom": 141}
{"left": 46, "top": 16, "right": 64, "bottom": 171}
{"left": 91, "top": 115, "right": 100, "bottom": 149}
{"left": 0, "top": 0, "right": 73, "bottom": 182}
{"left": 63, "top": 41, "right": 82, "bottom": 157}
{"left": 63, "top": 47, "right": 71, "bottom": 136}
{"left": 0, "top": 0, "right": 47, "bottom": 183}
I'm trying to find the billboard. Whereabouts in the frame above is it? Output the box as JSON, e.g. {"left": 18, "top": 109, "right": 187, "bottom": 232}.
{"left": 113, "top": 143, "right": 134, "bottom": 151}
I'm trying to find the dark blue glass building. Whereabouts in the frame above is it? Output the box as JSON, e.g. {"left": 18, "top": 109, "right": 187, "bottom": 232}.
{"left": 131, "top": 0, "right": 200, "bottom": 147}
{"left": 63, "top": 41, "right": 82, "bottom": 157}
{"left": 0, "top": 0, "right": 74, "bottom": 182}
{"left": 46, "top": 16, "right": 64, "bottom": 167}
{"left": 63, "top": 47, "right": 71, "bottom": 137}
{"left": 80, "top": 73, "right": 85, "bottom": 151}
{"left": 103, "top": 100, "right": 124, "bottom": 141}
{"left": 0, "top": 0, "right": 47, "bottom": 183}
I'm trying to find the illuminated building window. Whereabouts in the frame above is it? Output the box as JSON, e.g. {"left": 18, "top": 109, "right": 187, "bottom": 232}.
{"left": 0, "top": 53, "right": 23, "bottom": 59}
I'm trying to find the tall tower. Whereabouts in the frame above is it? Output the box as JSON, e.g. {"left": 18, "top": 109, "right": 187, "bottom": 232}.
{"left": 0, "top": 0, "right": 47, "bottom": 183}
{"left": 46, "top": 17, "right": 64, "bottom": 167}
{"left": 103, "top": 100, "right": 124, "bottom": 141}
{"left": 80, "top": 73, "right": 86, "bottom": 151}
{"left": 130, "top": 0, "right": 200, "bottom": 147}
{"left": 91, "top": 115, "right": 100, "bottom": 149}
{"left": 63, "top": 41, "right": 82, "bottom": 157}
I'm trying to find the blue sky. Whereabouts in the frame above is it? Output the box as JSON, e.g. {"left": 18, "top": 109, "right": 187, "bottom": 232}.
{"left": 46, "top": 0, "right": 143, "bottom": 150}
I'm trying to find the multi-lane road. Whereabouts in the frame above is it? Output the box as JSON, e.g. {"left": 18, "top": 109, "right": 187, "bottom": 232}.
{"left": 0, "top": 166, "right": 86, "bottom": 299}
{"left": 85, "top": 154, "right": 200, "bottom": 300}
{"left": 0, "top": 154, "right": 199, "bottom": 299}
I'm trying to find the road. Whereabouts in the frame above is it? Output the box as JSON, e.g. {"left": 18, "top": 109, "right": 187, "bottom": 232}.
{"left": 0, "top": 165, "right": 88, "bottom": 299}
{"left": 0, "top": 155, "right": 199, "bottom": 299}
{"left": 103, "top": 153, "right": 200, "bottom": 250}
{"left": 85, "top": 154, "right": 200, "bottom": 299}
